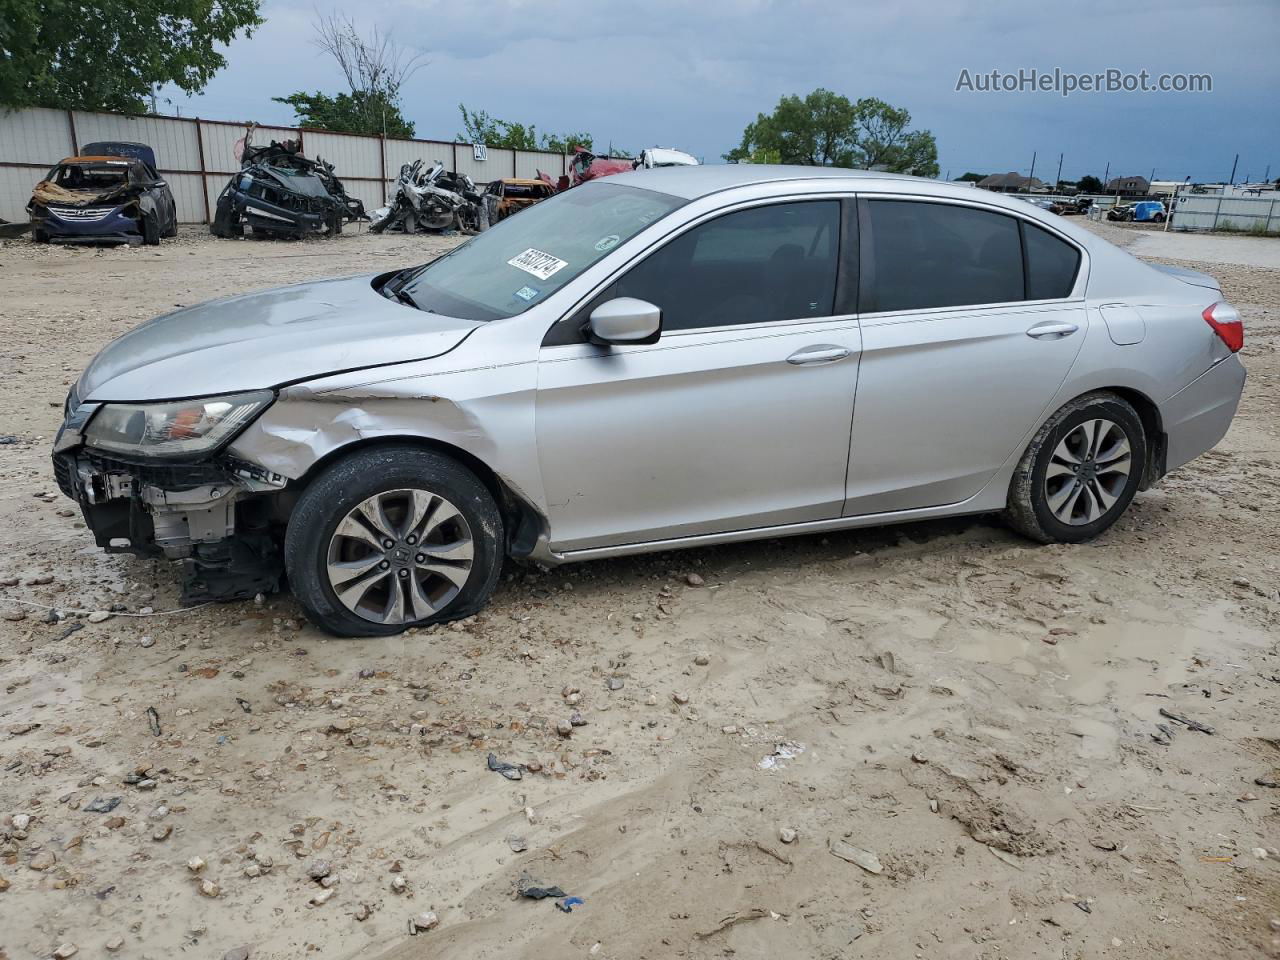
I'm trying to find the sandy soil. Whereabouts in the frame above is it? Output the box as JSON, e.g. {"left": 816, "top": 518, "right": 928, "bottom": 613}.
{"left": 1, "top": 221, "right": 1278, "bottom": 960}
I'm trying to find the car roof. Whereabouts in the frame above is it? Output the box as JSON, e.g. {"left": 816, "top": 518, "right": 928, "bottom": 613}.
{"left": 59, "top": 156, "right": 136, "bottom": 166}
{"left": 499, "top": 178, "right": 549, "bottom": 186}
{"left": 607, "top": 164, "right": 920, "bottom": 199}
{"left": 606, "top": 163, "right": 1101, "bottom": 224}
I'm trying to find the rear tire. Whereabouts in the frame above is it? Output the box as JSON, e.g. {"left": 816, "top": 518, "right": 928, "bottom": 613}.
{"left": 1003, "top": 392, "right": 1146, "bottom": 544}
{"left": 284, "top": 447, "right": 504, "bottom": 637}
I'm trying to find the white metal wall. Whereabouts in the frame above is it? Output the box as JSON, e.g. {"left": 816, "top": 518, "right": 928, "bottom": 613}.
{"left": 1172, "top": 195, "right": 1280, "bottom": 233}
{"left": 0, "top": 108, "right": 74, "bottom": 224}
{"left": 517, "top": 150, "right": 566, "bottom": 180}
{"left": 72, "top": 111, "right": 201, "bottom": 170}
{"left": 0, "top": 106, "right": 577, "bottom": 223}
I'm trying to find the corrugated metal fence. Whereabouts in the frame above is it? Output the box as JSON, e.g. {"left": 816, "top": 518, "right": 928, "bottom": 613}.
{"left": 1170, "top": 195, "right": 1280, "bottom": 233}
{"left": 0, "top": 106, "right": 571, "bottom": 223}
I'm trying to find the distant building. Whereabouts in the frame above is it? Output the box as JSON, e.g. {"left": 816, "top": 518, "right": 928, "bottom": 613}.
{"left": 977, "top": 172, "right": 1046, "bottom": 193}
{"left": 1105, "top": 175, "right": 1150, "bottom": 194}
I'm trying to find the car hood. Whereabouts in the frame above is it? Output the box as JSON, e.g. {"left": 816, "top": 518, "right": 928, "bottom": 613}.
{"left": 78, "top": 274, "right": 482, "bottom": 402}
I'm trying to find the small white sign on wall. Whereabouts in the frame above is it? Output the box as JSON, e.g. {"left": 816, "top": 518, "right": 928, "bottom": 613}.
{"left": 473, "top": 144, "right": 488, "bottom": 162}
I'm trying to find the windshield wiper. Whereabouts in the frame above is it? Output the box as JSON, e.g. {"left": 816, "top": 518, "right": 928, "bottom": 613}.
{"left": 391, "top": 287, "right": 420, "bottom": 308}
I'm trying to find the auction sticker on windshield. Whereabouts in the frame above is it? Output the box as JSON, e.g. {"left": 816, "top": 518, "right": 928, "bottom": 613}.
{"left": 508, "top": 248, "right": 568, "bottom": 281}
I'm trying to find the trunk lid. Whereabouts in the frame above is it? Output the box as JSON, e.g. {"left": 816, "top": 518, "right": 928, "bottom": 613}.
{"left": 1152, "top": 263, "right": 1221, "bottom": 292}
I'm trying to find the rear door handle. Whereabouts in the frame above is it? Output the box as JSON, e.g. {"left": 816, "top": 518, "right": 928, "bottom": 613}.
{"left": 1026, "top": 321, "right": 1079, "bottom": 339}
{"left": 787, "top": 344, "right": 851, "bottom": 365}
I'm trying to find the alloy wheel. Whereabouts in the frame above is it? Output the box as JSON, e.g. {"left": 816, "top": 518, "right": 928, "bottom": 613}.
{"left": 325, "top": 488, "right": 474, "bottom": 625}
{"left": 1044, "top": 418, "right": 1132, "bottom": 526}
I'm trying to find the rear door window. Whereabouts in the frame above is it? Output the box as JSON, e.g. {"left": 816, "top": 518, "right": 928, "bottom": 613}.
{"left": 863, "top": 200, "right": 1023, "bottom": 312}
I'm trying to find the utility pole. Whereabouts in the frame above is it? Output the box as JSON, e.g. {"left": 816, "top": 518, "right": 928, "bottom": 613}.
{"left": 1028, "top": 151, "right": 1037, "bottom": 190}
{"left": 1150, "top": 167, "right": 1155, "bottom": 181}
{"left": 1265, "top": 164, "right": 1271, "bottom": 182}
{"left": 1103, "top": 161, "right": 1110, "bottom": 189}
{"left": 1055, "top": 153, "right": 1063, "bottom": 189}
{"left": 1229, "top": 153, "right": 1238, "bottom": 185}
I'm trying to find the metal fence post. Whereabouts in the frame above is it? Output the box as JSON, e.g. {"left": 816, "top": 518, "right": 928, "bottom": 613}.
{"left": 194, "top": 118, "right": 211, "bottom": 223}
{"left": 379, "top": 134, "right": 387, "bottom": 204}
{"left": 65, "top": 110, "right": 78, "bottom": 155}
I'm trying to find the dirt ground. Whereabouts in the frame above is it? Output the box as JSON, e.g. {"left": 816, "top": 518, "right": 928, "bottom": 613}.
{"left": 1, "top": 219, "right": 1277, "bottom": 960}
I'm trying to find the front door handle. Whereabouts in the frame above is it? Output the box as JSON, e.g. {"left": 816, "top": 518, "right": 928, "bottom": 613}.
{"left": 1026, "top": 321, "right": 1079, "bottom": 339}
{"left": 787, "top": 344, "right": 851, "bottom": 365}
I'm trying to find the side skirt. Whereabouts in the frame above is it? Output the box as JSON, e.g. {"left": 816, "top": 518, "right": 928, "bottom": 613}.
{"left": 530, "top": 492, "right": 1008, "bottom": 566}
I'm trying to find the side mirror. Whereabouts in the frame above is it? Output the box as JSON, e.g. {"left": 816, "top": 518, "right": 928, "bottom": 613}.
{"left": 586, "top": 297, "right": 662, "bottom": 346}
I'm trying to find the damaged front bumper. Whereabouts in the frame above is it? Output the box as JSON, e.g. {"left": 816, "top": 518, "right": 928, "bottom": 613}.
{"left": 54, "top": 405, "right": 290, "bottom": 603}
{"left": 30, "top": 203, "right": 143, "bottom": 244}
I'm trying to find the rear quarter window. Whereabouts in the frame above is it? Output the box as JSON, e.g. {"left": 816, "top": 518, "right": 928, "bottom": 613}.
{"left": 1023, "top": 222, "right": 1081, "bottom": 299}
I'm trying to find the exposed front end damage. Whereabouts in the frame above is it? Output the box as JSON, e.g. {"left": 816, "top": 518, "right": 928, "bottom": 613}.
{"left": 53, "top": 359, "right": 552, "bottom": 605}
{"left": 53, "top": 434, "right": 290, "bottom": 603}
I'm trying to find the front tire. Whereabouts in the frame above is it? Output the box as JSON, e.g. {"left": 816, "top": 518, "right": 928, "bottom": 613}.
{"left": 284, "top": 447, "right": 504, "bottom": 636}
{"left": 1004, "top": 392, "right": 1146, "bottom": 544}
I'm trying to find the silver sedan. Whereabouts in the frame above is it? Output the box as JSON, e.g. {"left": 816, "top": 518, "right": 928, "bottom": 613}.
{"left": 54, "top": 166, "right": 1246, "bottom": 635}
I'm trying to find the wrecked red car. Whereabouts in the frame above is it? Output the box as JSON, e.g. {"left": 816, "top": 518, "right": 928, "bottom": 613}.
{"left": 537, "top": 146, "right": 697, "bottom": 193}
{"left": 537, "top": 147, "right": 639, "bottom": 192}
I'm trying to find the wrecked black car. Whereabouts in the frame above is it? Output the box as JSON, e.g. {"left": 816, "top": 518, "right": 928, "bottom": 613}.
{"left": 211, "top": 137, "right": 366, "bottom": 239}
{"left": 28, "top": 141, "right": 178, "bottom": 245}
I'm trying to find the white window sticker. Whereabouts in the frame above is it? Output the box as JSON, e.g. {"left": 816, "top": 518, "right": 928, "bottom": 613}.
{"left": 508, "top": 248, "right": 568, "bottom": 280}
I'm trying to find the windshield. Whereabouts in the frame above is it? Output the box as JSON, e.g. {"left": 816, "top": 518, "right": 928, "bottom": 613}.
{"left": 397, "top": 182, "right": 684, "bottom": 321}
{"left": 53, "top": 163, "right": 129, "bottom": 191}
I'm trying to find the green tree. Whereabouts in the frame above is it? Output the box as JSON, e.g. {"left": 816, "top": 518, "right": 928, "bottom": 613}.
{"left": 0, "top": 0, "right": 262, "bottom": 112}
{"left": 274, "top": 91, "right": 414, "bottom": 139}
{"left": 275, "top": 15, "right": 423, "bottom": 138}
{"left": 457, "top": 104, "right": 593, "bottom": 153}
{"left": 1077, "top": 174, "right": 1104, "bottom": 193}
{"left": 725, "top": 89, "right": 939, "bottom": 178}
{"left": 955, "top": 172, "right": 987, "bottom": 182}
{"left": 541, "top": 130, "right": 595, "bottom": 154}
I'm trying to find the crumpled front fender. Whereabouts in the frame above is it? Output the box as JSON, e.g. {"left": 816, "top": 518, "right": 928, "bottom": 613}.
{"left": 227, "top": 360, "right": 547, "bottom": 528}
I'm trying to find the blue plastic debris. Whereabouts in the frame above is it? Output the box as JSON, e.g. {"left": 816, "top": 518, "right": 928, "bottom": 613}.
{"left": 556, "top": 896, "right": 585, "bottom": 913}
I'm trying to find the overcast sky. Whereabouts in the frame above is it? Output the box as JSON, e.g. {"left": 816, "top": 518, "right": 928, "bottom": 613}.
{"left": 162, "top": 0, "right": 1280, "bottom": 184}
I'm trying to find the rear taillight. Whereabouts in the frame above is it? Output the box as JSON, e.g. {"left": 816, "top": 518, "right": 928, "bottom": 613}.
{"left": 1203, "top": 301, "right": 1243, "bottom": 352}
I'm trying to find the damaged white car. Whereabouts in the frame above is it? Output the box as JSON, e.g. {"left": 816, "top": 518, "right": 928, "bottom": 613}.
{"left": 55, "top": 166, "right": 1244, "bottom": 636}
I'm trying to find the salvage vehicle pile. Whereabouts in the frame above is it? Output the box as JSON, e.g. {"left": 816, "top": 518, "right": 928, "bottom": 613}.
{"left": 369, "top": 160, "right": 487, "bottom": 235}
{"left": 211, "top": 135, "right": 366, "bottom": 239}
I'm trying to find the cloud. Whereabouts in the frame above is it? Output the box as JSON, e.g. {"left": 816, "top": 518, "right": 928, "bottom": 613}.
{"left": 162, "top": 0, "right": 1280, "bottom": 181}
